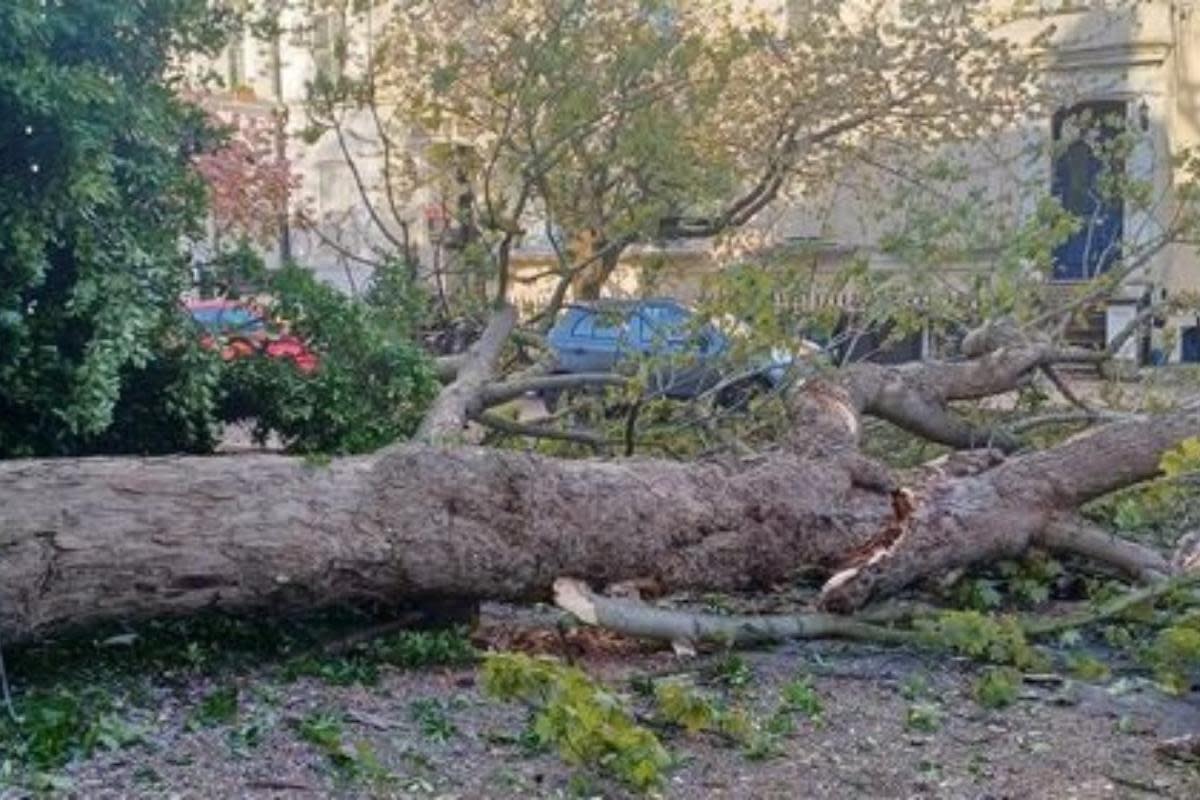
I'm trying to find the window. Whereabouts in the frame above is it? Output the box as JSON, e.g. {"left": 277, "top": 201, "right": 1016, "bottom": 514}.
{"left": 312, "top": 11, "right": 346, "bottom": 82}
{"left": 1051, "top": 100, "right": 1126, "bottom": 281}
{"left": 225, "top": 31, "right": 246, "bottom": 90}
{"left": 572, "top": 310, "right": 626, "bottom": 342}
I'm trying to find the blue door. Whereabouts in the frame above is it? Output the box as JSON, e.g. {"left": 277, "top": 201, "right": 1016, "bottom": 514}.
{"left": 1051, "top": 102, "right": 1125, "bottom": 281}
{"left": 1183, "top": 326, "right": 1200, "bottom": 364}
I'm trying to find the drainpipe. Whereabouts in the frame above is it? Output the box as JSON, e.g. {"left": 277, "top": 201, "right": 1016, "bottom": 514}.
{"left": 271, "top": 9, "right": 292, "bottom": 264}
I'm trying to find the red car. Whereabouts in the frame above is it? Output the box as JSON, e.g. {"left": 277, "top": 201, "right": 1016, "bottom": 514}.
{"left": 185, "top": 298, "right": 319, "bottom": 373}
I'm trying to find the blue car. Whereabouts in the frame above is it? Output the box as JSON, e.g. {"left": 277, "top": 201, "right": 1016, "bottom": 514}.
{"left": 545, "top": 299, "right": 795, "bottom": 406}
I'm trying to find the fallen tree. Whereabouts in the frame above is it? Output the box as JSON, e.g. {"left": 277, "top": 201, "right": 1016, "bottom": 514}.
{"left": 2, "top": 311, "right": 1196, "bottom": 642}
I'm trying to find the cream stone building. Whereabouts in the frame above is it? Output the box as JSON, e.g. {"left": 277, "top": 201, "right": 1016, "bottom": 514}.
{"left": 201, "top": 1, "right": 1200, "bottom": 363}
{"left": 191, "top": 1, "right": 415, "bottom": 293}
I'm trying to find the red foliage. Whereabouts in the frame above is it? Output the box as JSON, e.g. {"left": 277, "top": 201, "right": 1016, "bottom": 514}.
{"left": 193, "top": 111, "right": 299, "bottom": 245}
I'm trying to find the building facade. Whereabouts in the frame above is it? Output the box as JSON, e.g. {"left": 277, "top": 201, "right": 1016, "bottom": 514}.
{"left": 198, "top": 0, "right": 1200, "bottom": 363}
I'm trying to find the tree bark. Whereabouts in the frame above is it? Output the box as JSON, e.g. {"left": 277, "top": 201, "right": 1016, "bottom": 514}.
{"left": 2, "top": 404, "right": 1194, "bottom": 641}
{"left": 572, "top": 244, "right": 623, "bottom": 301}
{"left": 0, "top": 334, "right": 1194, "bottom": 641}
{"left": 0, "top": 446, "right": 885, "bottom": 642}
{"left": 818, "top": 408, "right": 1199, "bottom": 611}
{"left": 415, "top": 305, "right": 517, "bottom": 444}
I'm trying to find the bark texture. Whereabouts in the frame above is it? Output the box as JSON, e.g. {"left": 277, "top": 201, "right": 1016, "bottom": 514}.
{"left": 416, "top": 305, "right": 517, "bottom": 444}
{"left": 819, "top": 408, "right": 1199, "bottom": 611}
{"left": 0, "top": 446, "right": 885, "bottom": 641}
{"left": 0, "top": 335, "right": 1194, "bottom": 641}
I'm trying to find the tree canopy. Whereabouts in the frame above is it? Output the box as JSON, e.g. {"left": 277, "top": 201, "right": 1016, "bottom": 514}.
{"left": 0, "top": 0, "right": 232, "bottom": 456}
{"left": 305, "top": 0, "right": 1039, "bottom": 317}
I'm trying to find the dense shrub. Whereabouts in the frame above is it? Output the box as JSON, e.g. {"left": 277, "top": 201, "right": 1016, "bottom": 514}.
{"left": 93, "top": 335, "right": 225, "bottom": 455}
{"left": 0, "top": 0, "right": 232, "bottom": 456}
{"left": 221, "top": 263, "right": 437, "bottom": 454}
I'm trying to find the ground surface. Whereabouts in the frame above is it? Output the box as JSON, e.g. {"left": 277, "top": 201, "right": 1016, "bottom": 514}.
{"left": 4, "top": 603, "right": 1197, "bottom": 800}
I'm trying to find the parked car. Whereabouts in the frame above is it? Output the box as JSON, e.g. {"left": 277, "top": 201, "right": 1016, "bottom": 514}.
{"left": 544, "top": 298, "right": 802, "bottom": 407}
{"left": 185, "top": 298, "right": 319, "bottom": 373}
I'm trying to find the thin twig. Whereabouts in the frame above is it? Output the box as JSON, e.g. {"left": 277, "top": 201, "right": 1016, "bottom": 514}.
{"left": 1006, "top": 410, "right": 1132, "bottom": 435}
{"left": 1039, "top": 364, "right": 1091, "bottom": 412}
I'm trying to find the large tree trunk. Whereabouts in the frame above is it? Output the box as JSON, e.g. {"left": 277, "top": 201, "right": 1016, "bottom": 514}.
{"left": 572, "top": 244, "right": 622, "bottom": 301}
{"left": 0, "top": 446, "right": 885, "bottom": 641}
{"left": 1, "top": 330, "right": 1195, "bottom": 642}
{"left": 2, "top": 405, "right": 1196, "bottom": 641}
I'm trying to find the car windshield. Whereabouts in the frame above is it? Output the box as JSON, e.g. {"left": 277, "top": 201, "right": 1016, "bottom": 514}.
{"left": 189, "top": 306, "right": 265, "bottom": 334}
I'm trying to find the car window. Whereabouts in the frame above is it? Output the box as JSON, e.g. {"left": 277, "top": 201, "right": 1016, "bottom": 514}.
{"left": 641, "top": 304, "right": 690, "bottom": 343}
{"left": 663, "top": 304, "right": 691, "bottom": 325}
{"left": 190, "top": 306, "right": 265, "bottom": 334}
{"left": 553, "top": 308, "right": 584, "bottom": 336}
{"left": 568, "top": 311, "right": 593, "bottom": 338}
{"left": 573, "top": 310, "right": 626, "bottom": 341}
{"left": 629, "top": 313, "right": 648, "bottom": 345}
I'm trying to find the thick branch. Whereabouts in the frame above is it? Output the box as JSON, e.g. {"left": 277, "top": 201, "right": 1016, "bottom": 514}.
{"left": 996, "top": 408, "right": 1200, "bottom": 507}
{"left": 554, "top": 579, "right": 919, "bottom": 647}
{"left": 814, "top": 342, "right": 1109, "bottom": 454}
{"left": 819, "top": 406, "right": 1200, "bottom": 611}
{"left": 915, "top": 344, "right": 1104, "bottom": 403}
{"left": 557, "top": 577, "right": 1200, "bottom": 652}
{"left": 434, "top": 354, "right": 466, "bottom": 383}
{"left": 1037, "top": 517, "right": 1170, "bottom": 583}
{"left": 479, "top": 373, "right": 627, "bottom": 409}
{"left": 415, "top": 305, "right": 518, "bottom": 445}
{"left": 863, "top": 372, "right": 1019, "bottom": 452}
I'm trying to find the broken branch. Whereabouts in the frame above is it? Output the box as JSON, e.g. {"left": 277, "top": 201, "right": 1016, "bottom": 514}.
{"left": 553, "top": 578, "right": 921, "bottom": 647}
{"left": 475, "top": 411, "right": 610, "bottom": 452}
{"left": 1036, "top": 518, "right": 1171, "bottom": 584}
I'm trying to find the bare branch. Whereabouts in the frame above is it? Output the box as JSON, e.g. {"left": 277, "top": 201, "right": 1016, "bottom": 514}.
{"left": 295, "top": 212, "right": 387, "bottom": 270}
{"left": 1037, "top": 517, "right": 1170, "bottom": 583}
{"left": 414, "top": 305, "right": 518, "bottom": 445}
{"left": 554, "top": 578, "right": 921, "bottom": 647}
{"left": 328, "top": 109, "right": 407, "bottom": 252}
{"left": 479, "top": 373, "right": 626, "bottom": 409}
{"left": 475, "top": 412, "right": 609, "bottom": 452}
{"left": 1006, "top": 410, "right": 1133, "bottom": 435}
{"left": 1023, "top": 575, "right": 1199, "bottom": 638}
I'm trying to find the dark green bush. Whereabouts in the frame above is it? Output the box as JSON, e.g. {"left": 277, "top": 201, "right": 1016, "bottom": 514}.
{"left": 221, "top": 263, "right": 437, "bottom": 454}
{"left": 92, "top": 335, "right": 225, "bottom": 455}
{"left": 0, "top": 0, "right": 232, "bottom": 457}
{"left": 0, "top": 2, "right": 432, "bottom": 458}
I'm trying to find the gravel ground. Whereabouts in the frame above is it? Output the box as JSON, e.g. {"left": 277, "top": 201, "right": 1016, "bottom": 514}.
{"left": 21, "top": 613, "right": 1196, "bottom": 800}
